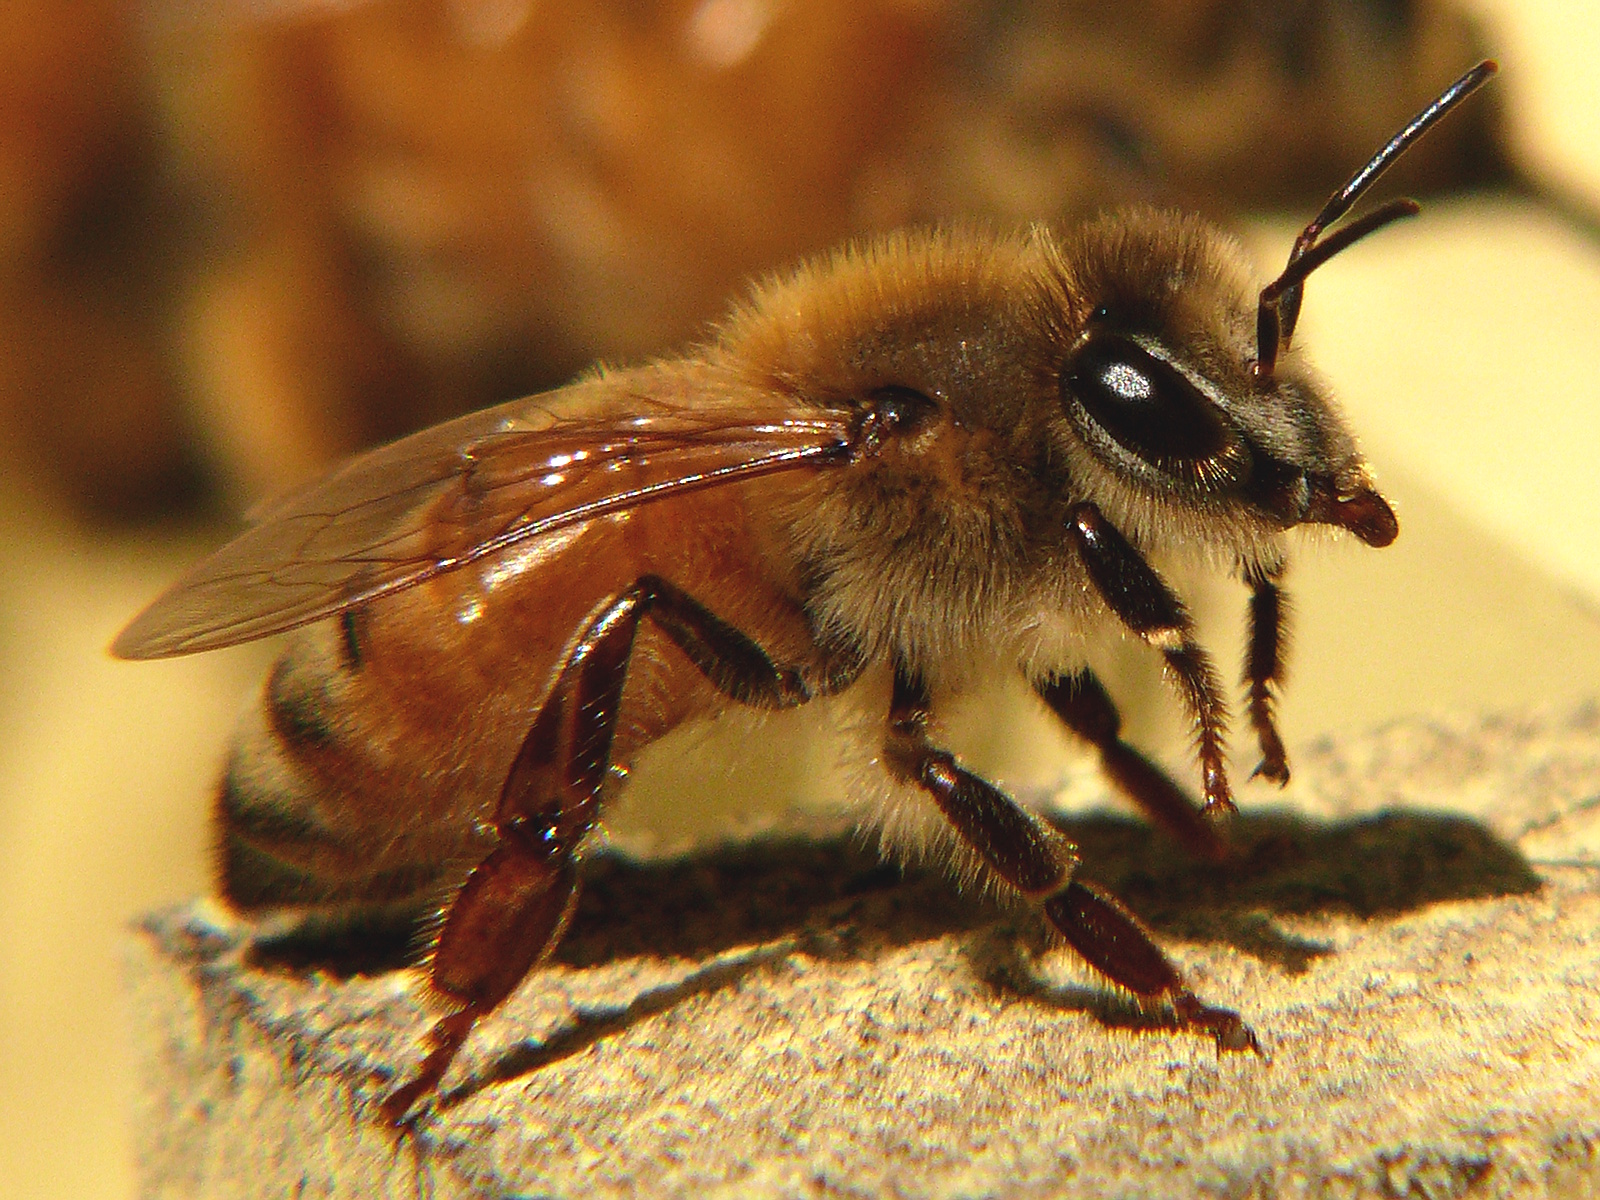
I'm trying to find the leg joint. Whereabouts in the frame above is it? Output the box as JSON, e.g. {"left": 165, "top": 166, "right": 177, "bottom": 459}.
{"left": 632, "top": 574, "right": 816, "bottom": 708}
{"left": 886, "top": 720, "right": 1075, "bottom": 897}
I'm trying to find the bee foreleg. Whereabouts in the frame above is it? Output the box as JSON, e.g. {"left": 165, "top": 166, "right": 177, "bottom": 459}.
{"left": 1067, "top": 502, "right": 1234, "bottom": 816}
{"left": 384, "top": 575, "right": 841, "bottom": 1125}
{"left": 883, "top": 664, "right": 1258, "bottom": 1055}
{"left": 1243, "top": 562, "right": 1291, "bottom": 785}
{"left": 1035, "top": 671, "right": 1229, "bottom": 862}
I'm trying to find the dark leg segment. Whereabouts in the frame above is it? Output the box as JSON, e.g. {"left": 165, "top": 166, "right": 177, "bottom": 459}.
{"left": 382, "top": 576, "right": 842, "bottom": 1124}
{"left": 1068, "top": 502, "right": 1234, "bottom": 815}
{"left": 1043, "top": 881, "right": 1259, "bottom": 1052}
{"left": 1244, "top": 563, "right": 1291, "bottom": 785}
{"left": 885, "top": 666, "right": 1075, "bottom": 895}
{"left": 884, "top": 664, "right": 1258, "bottom": 1054}
{"left": 1037, "top": 671, "right": 1228, "bottom": 862}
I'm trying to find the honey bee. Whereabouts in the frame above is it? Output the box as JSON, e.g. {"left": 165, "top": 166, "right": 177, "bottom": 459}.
{"left": 115, "top": 62, "right": 1496, "bottom": 1124}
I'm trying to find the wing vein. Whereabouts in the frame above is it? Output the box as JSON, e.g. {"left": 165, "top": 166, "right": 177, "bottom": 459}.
{"left": 112, "top": 388, "right": 852, "bottom": 660}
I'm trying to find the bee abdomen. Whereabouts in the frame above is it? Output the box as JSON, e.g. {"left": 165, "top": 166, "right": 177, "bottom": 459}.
{"left": 217, "top": 768, "right": 446, "bottom": 911}
{"left": 219, "top": 832, "right": 442, "bottom": 911}
{"left": 216, "top": 704, "right": 445, "bottom": 914}
{"left": 264, "top": 656, "right": 340, "bottom": 756}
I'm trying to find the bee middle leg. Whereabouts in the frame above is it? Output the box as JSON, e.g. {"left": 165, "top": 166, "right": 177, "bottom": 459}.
{"left": 884, "top": 664, "right": 1258, "bottom": 1054}
{"left": 1035, "top": 670, "right": 1230, "bottom": 863}
{"left": 383, "top": 575, "right": 836, "bottom": 1124}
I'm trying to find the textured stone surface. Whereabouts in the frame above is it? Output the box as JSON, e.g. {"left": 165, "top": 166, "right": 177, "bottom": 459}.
{"left": 128, "top": 706, "right": 1600, "bottom": 1199}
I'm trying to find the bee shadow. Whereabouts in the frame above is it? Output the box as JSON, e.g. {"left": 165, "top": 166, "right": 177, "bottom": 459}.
{"left": 556, "top": 806, "right": 1541, "bottom": 970}
{"left": 1052, "top": 806, "right": 1541, "bottom": 966}
{"left": 452, "top": 806, "right": 1542, "bottom": 1101}
{"left": 253, "top": 806, "right": 1540, "bottom": 980}
{"left": 249, "top": 806, "right": 1541, "bottom": 1086}
{"left": 963, "top": 806, "right": 1544, "bottom": 1034}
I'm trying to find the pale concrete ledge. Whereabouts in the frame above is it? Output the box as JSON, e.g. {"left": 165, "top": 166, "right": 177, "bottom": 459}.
{"left": 128, "top": 706, "right": 1600, "bottom": 1199}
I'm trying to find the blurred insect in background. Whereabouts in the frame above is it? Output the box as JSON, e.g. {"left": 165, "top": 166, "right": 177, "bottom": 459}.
{"left": 116, "top": 59, "right": 1494, "bottom": 1123}
{"left": 2, "top": 0, "right": 1511, "bottom": 513}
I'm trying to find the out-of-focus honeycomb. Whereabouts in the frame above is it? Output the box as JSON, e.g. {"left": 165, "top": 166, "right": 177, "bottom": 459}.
{"left": 0, "top": 0, "right": 194, "bottom": 513}
{"left": 2, "top": 0, "right": 1501, "bottom": 513}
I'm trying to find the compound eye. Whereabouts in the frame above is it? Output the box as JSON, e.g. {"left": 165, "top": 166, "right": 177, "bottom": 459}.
{"left": 1061, "top": 332, "right": 1244, "bottom": 486}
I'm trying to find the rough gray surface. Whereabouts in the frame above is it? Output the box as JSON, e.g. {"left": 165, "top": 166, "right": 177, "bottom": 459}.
{"left": 128, "top": 706, "right": 1600, "bottom": 1199}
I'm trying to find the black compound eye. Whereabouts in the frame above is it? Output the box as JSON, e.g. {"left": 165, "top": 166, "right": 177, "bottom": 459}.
{"left": 1061, "top": 332, "right": 1239, "bottom": 479}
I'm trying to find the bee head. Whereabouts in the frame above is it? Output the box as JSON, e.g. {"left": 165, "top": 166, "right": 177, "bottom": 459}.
{"left": 1043, "top": 208, "right": 1397, "bottom": 555}
{"left": 1046, "top": 60, "right": 1495, "bottom": 556}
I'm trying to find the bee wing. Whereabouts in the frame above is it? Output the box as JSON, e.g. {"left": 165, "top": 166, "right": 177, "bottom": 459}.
{"left": 114, "top": 378, "right": 851, "bottom": 659}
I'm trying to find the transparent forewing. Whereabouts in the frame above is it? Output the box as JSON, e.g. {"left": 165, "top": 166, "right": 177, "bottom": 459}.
{"left": 113, "top": 380, "right": 851, "bottom": 658}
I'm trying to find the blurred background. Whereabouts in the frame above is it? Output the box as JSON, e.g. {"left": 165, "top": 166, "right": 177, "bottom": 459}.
{"left": 1, "top": 1, "right": 1598, "bottom": 1195}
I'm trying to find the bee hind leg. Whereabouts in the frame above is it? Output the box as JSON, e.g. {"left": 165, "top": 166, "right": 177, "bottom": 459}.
{"left": 382, "top": 575, "right": 839, "bottom": 1125}
{"left": 884, "top": 663, "right": 1259, "bottom": 1056}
